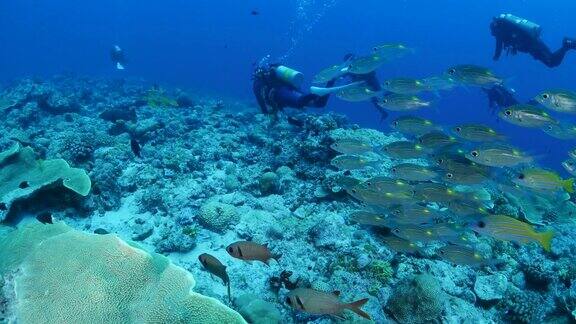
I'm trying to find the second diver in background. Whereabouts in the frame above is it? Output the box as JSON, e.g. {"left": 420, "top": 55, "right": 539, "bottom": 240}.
{"left": 111, "top": 45, "right": 127, "bottom": 70}
{"left": 491, "top": 13, "right": 576, "bottom": 68}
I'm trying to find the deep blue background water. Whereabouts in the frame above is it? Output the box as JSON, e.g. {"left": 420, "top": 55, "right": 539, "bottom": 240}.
{"left": 1, "top": 0, "right": 575, "bottom": 174}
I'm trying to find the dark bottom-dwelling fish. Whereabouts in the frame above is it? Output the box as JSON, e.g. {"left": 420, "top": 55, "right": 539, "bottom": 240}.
{"left": 469, "top": 215, "right": 554, "bottom": 252}
{"left": 285, "top": 288, "right": 371, "bottom": 320}
{"left": 198, "top": 253, "right": 231, "bottom": 301}
{"left": 130, "top": 138, "right": 141, "bottom": 158}
{"left": 226, "top": 241, "right": 280, "bottom": 265}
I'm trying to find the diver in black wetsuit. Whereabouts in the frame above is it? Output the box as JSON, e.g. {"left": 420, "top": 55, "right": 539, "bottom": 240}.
{"left": 491, "top": 14, "right": 576, "bottom": 68}
{"left": 482, "top": 84, "right": 519, "bottom": 114}
{"left": 252, "top": 64, "right": 335, "bottom": 115}
{"left": 482, "top": 84, "right": 546, "bottom": 117}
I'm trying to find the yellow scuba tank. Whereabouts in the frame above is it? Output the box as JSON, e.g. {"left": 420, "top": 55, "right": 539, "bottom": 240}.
{"left": 274, "top": 65, "right": 305, "bottom": 88}
{"left": 499, "top": 14, "right": 541, "bottom": 39}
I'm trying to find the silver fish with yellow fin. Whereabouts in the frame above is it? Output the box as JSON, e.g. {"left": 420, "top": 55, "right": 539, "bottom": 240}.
{"left": 445, "top": 64, "right": 503, "bottom": 87}
{"left": 376, "top": 93, "right": 431, "bottom": 112}
{"left": 391, "top": 116, "right": 438, "bottom": 136}
{"left": 470, "top": 215, "right": 554, "bottom": 252}
{"left": 534, "top": 89, "right": 576, "bottom": 114}
{"left": 330, "top": 138, "right": 372, "bottom": 154}
{"left": 499, "top": 104, "right": 557, "bottom": 128}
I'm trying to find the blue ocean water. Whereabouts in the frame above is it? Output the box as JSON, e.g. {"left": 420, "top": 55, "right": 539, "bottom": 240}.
{"left": 1, "top": 0, "right": 575, "bottom": 173}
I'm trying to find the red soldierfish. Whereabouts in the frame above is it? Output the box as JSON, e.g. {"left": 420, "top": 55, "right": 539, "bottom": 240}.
{"left": 198, "top": 253, "right": 231, "bottom": 302}
{"left": 286, "top": 288, "right": 371, "bottom": 320}
{"left": 226, "top": 241, "right": 280, "bottom": 265}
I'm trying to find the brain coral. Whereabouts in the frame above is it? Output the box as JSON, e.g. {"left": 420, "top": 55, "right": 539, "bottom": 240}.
{"left": 198, "top": 201, "right": 238, "bottom": 233}
{"left": 0, "top": 222, "right": 245, "bottom": 324}
{"left": 386, "top": 274, "right": 445, "bottom": 323}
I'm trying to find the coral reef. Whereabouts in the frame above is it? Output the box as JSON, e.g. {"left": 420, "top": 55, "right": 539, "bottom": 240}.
{"left": 500, "top": 287, "right": 554, "bottom": 323}
{"left": 0, "top": 222, "right": 244, "bottom": 323}
{"left": 0, "top": 76, "right": 573, "bottom": 323}
{"left": 0, "top": 143, "right": 91, "bottom": 221}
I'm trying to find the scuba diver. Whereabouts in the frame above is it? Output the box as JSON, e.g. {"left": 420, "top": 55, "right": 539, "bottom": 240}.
{"left": 111, "top": 45, "right": 126, "bottom": 70}
{"left": 482, "top": 84, "right": 519, "bottom": 114}
{"left": 491, "top": 14, "right": 576, "bottom": 68}
{"left": 252, "top": 63, "right": 335, "bottom": 115}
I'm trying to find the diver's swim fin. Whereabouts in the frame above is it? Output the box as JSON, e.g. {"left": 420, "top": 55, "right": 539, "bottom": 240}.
{"left": 563, "top": 37, "right": 576, "bottom": 50}
{"left": 310, "top": 81, "right": 365, "bottom": 96}
{"left": 116, "top": 62, "right": 125, "bottom": 70}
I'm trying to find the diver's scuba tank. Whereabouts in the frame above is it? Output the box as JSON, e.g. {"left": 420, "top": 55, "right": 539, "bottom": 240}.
{"left": 274, "top": 66, "right": 305, "bottom": 88}
{"left": 498, "top": 14, "right": 541, "bottom": 39}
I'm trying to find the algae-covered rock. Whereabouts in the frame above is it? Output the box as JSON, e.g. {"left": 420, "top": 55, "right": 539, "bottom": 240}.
{"left": 0, "top": 222, "right": 246, "bottom": 323}
{"left": 474, "top": 274, "right": 507, "bottom": 301}
{"left": 259, "top": 172, "right": 279, "bottom": 195}
{"left": 0, "top": 143, "right": 91, "bottom": 221}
